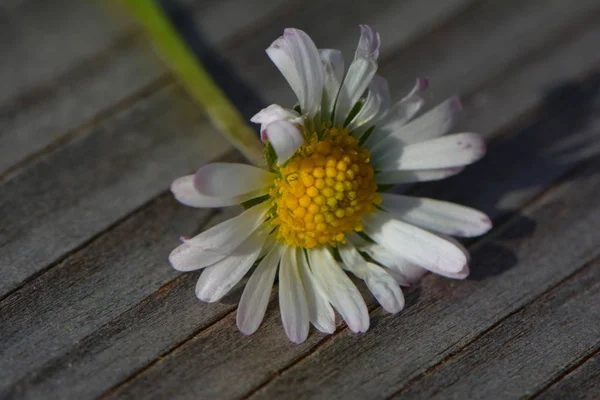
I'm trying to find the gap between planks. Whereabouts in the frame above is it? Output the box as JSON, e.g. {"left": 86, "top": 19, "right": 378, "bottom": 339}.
{"left": 0, "top": 0, "right": 476, "bottom": 183}
{"left": 4, "top": 0, "right": 600, "bottom": 396}
{"left": 387, "top": 252, "right": 600, "bottom": 399}
{"left": 238, "top": 152, "right": 600, "bottom": 400}
{"left": 0, "top": 147, "right": 237, "bottom": 305}
{"left": 0, "top": 0, "right": 306, "bottom": 180}
{"left": 100, "top": 83, "right": 600, "bottom": 398}
{"left": 528, "top": 342, "right": 600, "bottom": 399}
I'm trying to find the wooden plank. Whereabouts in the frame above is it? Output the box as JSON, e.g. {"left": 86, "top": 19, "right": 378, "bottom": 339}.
{"left": 68, "top": 25, "right": 600, "bottom": 400}
{"left": 224, "top": 0, "right": 600, "bottom": 113}
{"left": 0, "top": 0, "right": 473, "bottom": 301}
{"left": 0, "top": 0, "right": 129, "bottom": 107}
{"left": 394, "top": 259, "right": 600, "bottom": 399}
{"left": 221, "top": 0, "right": 477, "bottom": 108}
{"left": 242, "top": 133, "right": 600, "bottom": 399}
{"left": 0, "top": 0, "right": 478, "bottom": 396}
{"left": 0, "top": 197, "right": 240, "bottom": 397}
{"left": 0, "top": 84, "right": 232, "bottom": 298}
{"left": 379, "top": 0, "right": 600, "bottom": 111}
{"left": 0, "top": 0, "right": 295, "bottom": 176}
{"left": 535, "top": 351, "right": 600, "bottom": 400}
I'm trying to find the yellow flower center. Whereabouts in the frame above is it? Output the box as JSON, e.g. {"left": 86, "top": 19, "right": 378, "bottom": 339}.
{"left": 268, "top": 125, "right": 381, "bottom": 249}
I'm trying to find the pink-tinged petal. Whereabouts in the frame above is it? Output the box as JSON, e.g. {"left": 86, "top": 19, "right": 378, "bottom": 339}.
{"left": 263, "top": 120, "right": 304, "bottom": 166}
{"left": 297, "top": 248, "right": 336, "bottom": 334}
{"left": 250, "top": 104, "right": 302, "bottom": 142}
{"left": 356, "top": 24, "right": 380, "bottom": 59}
{"left": 169, "top": 202, "right": 269, "bottom": 271}
{"left": 348, "top": 75, "right": 391, "bottom": 134}
{"left": 369, "top": 96, "right": 462, "bottom": 157}
{"left": 375, "top": 167, "right": 465, "bottom": 185}
{"left": 364, "top": 211, "right": 467, "bottom": 274}
{"left": 375, "top": 132, "right": 486, "bottom": 171}
{"left": 380, "top": 193, "right": 492, "bottom": 237}
{"left": 320, "top": 49, "right": 344, "bottom": 120}
{"left": 308, "top": 247, "right": 370, "bottom": 333}
{"left": 365, "top": 78, "right": 429, "bottom": 147}
{"left": 279, "top": 246, "right": 310, "bottom": 344}
{"left": 195, "top": 228, "right": 269, "bottom": 302}
{"left": 333, "top": 25, "right": 381, "bottom": 127}
{"left": 171, "top": 175, "right": 237, "bottom": 208}
{"left": 338, "top": 242, "right": 404, "bottom": 313}
{"left": 266, "top": 29, "right": 323, "bottom": 117}
{"left": 237, "top": 243, "right": 283, "bottom": 335}
{"left": 194, "top": 163, "right": 274, "bottom": 200}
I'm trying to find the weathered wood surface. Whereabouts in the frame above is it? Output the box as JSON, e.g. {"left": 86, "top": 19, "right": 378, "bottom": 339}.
{"left": 1, "top": 0, "right": 600, "bottom": 399}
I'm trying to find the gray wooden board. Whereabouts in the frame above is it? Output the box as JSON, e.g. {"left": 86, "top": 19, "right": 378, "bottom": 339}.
{"left": 0, "top": 0, "right": 295, "bottom": 176}
{"left": 224, "top": 0, "right": 600, "bottom": 112}
{"left": 0, "top": 0, "right": 476, "bottom": 305}
{"left": 92, "top": 34, "right": 598, "bottom": 397}
{"left": 220, "top": 0, "right": 477, "bottom": 110}
{"left": 0, "top": 198, "right": 239, "bottom": 397}
{"left": 239, "top": 131, "right": 600, "bottom": 400}
{"left": 0, "top": 0, "right": 130, "bottom": 107}
{"left": 80, "top": 29, "right": 600, "bottom": 400}
{"left": 0, "top": 84, "right": 232, "bottom": 298}
{"left": 395, "top": 259, "right": 600, "bottom": 399}
{"left": 537, "top": 352, "right": 600, "bottom": 400}
{"left": 1, "top": 1, "right": 600, "bottom": 399}
{"left": 379, "top": 0, "right": 600, "bottom": 110}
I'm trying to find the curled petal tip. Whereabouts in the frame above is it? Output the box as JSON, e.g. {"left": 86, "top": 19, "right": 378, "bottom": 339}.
{"left": 451, "top": 96, "right": 464, "bottom": 113}
{"left": 416, "top": 77, "right": 429, "bottom": 90}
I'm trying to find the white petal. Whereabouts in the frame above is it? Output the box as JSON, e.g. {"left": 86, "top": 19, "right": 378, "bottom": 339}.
{"left": 236, "top": 243, "right": 282, "bottom": 335}
{"left": 297, "top": 248, "right": 336, "bottom": 334}
{"left": 339, "top": 242, "right": 404, "bottom": 313}
{"left": 195, "top": 228, "right": 269, "bottom": 302}
{"left": 308, "top": 247, "right": 369, "bottom": 333}
{"left": 360, "top": 243, "right": 427, "bottom": 286}
{"left": 375, "top": 132, "right": 486, "bottom": 171}
{"left": 266, "top": 28, "right": 323, "bottom": 117}
{"left": 364, "top": 212, "right": 467, "bottom": 274}
{"left": 250, "top": 104, "right": 302, "bottom": 142}
{"left": 380, "top": 193, "right": 492, "bottom": 237}
{"left": 279, "top": 246, "right": 310, "bottom": 344}
{"left": 333, "top": 25, "right": 380, "bottom": 127}
{"left": 171, "top": 175, "right": 236, "bottom": 208}
{"left": 375, "top": 167, "right": 464, "bottom": 185}
{"left": 348, "top": 75, "right": 390, "bottom": 134}
{"left": 263, "top": 120, "right": 304, "bottom": 166}
{"left": 169, "top": 202, "right": 269, "bottom": 271}
{"left": 365, "top": 78, "right": 428, "bottom": 147}
{"left": 320, "top": 49, "right": 344, "bottom": 120}
{"left": 194, "top": 163, "right": 274, "bottom": 201}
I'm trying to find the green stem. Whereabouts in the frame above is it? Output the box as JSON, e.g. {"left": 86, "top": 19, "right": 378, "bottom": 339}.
{"left": 118, "top": 0, "right": 264, "bottom": 165}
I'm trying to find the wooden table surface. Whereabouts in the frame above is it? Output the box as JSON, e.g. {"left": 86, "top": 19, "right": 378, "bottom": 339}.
{"left": 1, "top": 0, "right": 600, "bottom": 399}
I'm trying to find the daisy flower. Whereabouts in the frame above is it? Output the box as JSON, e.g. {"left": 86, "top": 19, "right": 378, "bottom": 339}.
{"left": 169, "top": 25, "right": 491, "bottom": 343}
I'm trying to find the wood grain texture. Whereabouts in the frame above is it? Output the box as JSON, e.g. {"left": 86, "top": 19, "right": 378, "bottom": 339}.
{"left": 0, "top": 197, "right": 240, "bottom": 398}
{"left": 220, "top": 0, "right": 477, "bottom": 109}
{"left": 395, "top": 259, "right": 600, "bottom": 399}
{"left": 101, "top": 25, "right": 600, "bottom": 400}
{"left": 2, "top": 1, "right": 600, "bottom": 399}
{"left": 0, "top": 1, "right": 477, "bottom": 397}
{"left": 535, "top": 351, "right": 600, "bottom": 400}
{"left": 0, "top": 0, "right": 473, "bottom": 303}
{"left": 379, "top": 0, "right": 600, "bottom": 104}
{"left": 241, "top": 128, "right": 600, "bottom": 400}
{"left": 0, "top": 0, "right": 294, "bottom": 175}
{"left": 0, "top": 0, "right": 129, "bottom": 107}
{"left": 0, "top": 85, "right": 231, "bottom": 298}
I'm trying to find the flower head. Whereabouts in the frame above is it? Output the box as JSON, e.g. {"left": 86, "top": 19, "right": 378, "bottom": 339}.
{"left": 169, "top": 26, "right": 491, "bottom": 343}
